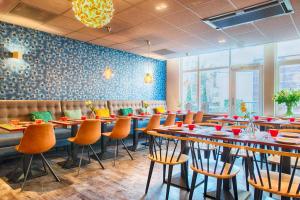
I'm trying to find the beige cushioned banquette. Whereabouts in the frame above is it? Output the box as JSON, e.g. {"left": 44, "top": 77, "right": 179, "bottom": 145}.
{"left": 143, "top": 100, "right": 167, "bottom": 114}
{"left": 108, "top": 100, "right": 143, "bottom": 115}
{"left": 0, "top": 100, "right": 62, "bottom": 123}
{"left": 61, "top": 100, "right": 108, "bottom": 116}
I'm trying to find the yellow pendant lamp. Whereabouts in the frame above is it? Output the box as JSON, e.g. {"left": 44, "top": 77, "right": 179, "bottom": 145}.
{"left": 72, "top": 0, "right": 114, "bottom": 28}
{"left": 144, "top": 40, "right": 153, "bottom": 84}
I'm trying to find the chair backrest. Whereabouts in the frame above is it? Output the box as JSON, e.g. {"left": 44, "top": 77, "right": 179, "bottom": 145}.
{"left": 184, "top": 112, "right": 194, "bottom": 124}
{"left": 73, "top": 120, "right": 101, "bottom": 145}
{"left": 17, "top": 123, "right": 56, "bottom": 154}
{"left": 145, "top": 114, "right": 161, "bottom": 132}
{"left": 188, "top": 136, "right": 242, "bottom": 177}
{"left": 245, "top": 146, "right": 300, "bottom": 197}
{"left": 110, "top": 117, "right": 131, "bottom": 139}
{"left": 146, "top": 131, "right": 188, "bottom": 164}
{"left": 164, "top": 113, "right": 176, "bottom": 126}
{"left": 194, "top": 111, "right": 204, "bottom": 123}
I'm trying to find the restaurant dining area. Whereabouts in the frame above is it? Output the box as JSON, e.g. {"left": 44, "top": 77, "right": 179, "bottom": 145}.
{"left": 1, "top": 0, "right": 300, "bottom": 200}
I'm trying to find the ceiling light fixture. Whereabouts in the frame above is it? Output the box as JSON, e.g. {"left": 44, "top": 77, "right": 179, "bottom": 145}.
{"left": 144, "top": 40, "right": 153, "bottom": 84}
{"left": 72, "top": 0, "right": 114, "bottom": 28}
{"left": 155, "top": 3, "right": 168, "bottom": 11}
{"left": 218, "top": 39, "right": 226, "bottom": 44}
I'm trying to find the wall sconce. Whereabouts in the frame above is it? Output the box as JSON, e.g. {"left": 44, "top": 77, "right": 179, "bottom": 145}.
{"left": 10, "top": 51, "right": 22, "bottom": 59}
{"left": 103, "top": 66, "right": 114, "bottom": 80}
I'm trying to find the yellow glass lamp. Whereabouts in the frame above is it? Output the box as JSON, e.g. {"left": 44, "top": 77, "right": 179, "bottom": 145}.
{"left": 103, "top": 66, "right": 114, "bottom": 80}
{"left": 11, "top": 51, "right": 22, "bottom": 59}
{"left": 144, "top": 73, "right": 153, "bottom": 84}
{"left": 72, "top": 0, "right": 114, "bottom": 28}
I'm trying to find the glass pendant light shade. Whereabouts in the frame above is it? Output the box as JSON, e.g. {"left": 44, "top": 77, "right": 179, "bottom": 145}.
{"left": 72, "top": 0, "right": 114, "bottom": 28}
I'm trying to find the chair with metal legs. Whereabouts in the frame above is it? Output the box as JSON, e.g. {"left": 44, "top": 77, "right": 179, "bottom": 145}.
{"left": 183, "top": 111, "right": 194, "bottom": 124}
{"left": 68, "top": 119, "right": 104, "bottom": 175}
{"left": 163, "top": 113, "right": 176, "bottom": 126}
{"left": 16, "top": 124, "right": 60, "bottom": 191}
{"left": 102, "top": 117, "right": 133, "bottom": 166}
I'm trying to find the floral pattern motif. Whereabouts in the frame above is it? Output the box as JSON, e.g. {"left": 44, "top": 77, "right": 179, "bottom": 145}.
{"left": 0, "top": 22, "right": 166, "bottom": 100}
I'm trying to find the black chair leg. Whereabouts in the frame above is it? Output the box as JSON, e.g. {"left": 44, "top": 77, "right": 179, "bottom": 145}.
{"left": 145, "top": 161, "right": 155, "bottom": 194}
{"left": 166, "top": 165, "right": 173, "bottom": 200}
{"left": 204, "top": 175, "right": 208, "bottom": 196}
{"left": 183, "top": 162, "right": 190, "bottom": 190}
{"left": 213, "top": 149, "right": 217, "bottom": 160}
{"left": 114, "top": 140, "right": 118, "bottom": 166}
{"left": 41, "top": 155, "right": 47, "bottom": 173}
{"left": 21, "top": 155, "right": 33, "bottom": 191}
{"left": 88, "top": 145, "right": 105, "bottom": 169}
{"left": 78, "top": 146, "right": 85, "bottom": 175}
{"left": 254, "top": 189, "right": 261, "bottom": 200}
{"left": 189, "top": 171, "right": 198, "bottom": 200}
{"left": 116, "top": 140, "right": 119, "bottom": 157}
{"left": 163, "top": 164, "right": 166, "bottom": 183}
{"left": 244, "top": 158, "right": 249, "bottom": 191}
{"left": 40, "top": 153, "right": 60, "bottom": 182}
{"left": 121, "top": 139, "right": 133, "bottom": 160}
{"left": 216, "top": 179, "right": 222, "bottom": 200}
{"left": 232, "top": 176, "right": 238, "bottom": 200}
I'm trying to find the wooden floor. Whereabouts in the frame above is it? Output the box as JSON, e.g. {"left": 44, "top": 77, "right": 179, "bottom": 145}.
{"left": 0, "top": 144, "right": 259, "bottom": 200}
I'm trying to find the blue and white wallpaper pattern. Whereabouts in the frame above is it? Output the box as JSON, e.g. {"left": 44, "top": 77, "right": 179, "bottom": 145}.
{"left": 0, "top": 22, "right": 166, "bottom": 100}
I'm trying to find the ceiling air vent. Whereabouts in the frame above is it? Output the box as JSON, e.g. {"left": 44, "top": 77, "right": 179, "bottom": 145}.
{"left": 152, "top": 49, "right": 176, "bottom": 55}
{"left": 10, "top": 2, "right": 57, "bottom": 23}
{"left": 203, "top": 0, "right": 294, "bottom": 29}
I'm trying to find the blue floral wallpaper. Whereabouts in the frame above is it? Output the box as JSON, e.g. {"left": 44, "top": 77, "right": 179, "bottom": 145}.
{"left": 0, "top": 22, "right": 166, "bottom": 100}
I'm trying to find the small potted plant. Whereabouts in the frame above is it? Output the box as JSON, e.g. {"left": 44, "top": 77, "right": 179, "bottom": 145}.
{"left": 143, "top": 102, "right": 149, "bottom": 114}
{"left": 85, "top": 100, "right": 96, "bottom": 118}
{"left": 273, "top": 89, "right": 300, "bottom": 117}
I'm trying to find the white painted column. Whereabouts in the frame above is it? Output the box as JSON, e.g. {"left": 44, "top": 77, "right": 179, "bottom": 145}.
{"left": 166, "top": 59, "right": 180, "bottom": 111}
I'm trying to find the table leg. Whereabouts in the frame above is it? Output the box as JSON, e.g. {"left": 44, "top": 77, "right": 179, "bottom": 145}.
{"left": 97, "top": 122, "right": 115, "bottom": 160}
{"left": 127, "top": 119, "right": 144, "bottom": 151}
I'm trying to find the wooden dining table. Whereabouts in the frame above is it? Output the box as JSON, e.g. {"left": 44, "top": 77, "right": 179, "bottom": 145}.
{"left": 154, "top": 125, "right": 300, "bottom": 200}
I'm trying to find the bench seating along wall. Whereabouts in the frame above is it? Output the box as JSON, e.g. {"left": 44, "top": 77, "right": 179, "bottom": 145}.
{"left": 143, "top": 100, "right": 167, "bottom": 114}
{"left": 0, "top": 100, "right": 62, "bottom": 123}
{"left": 61, "top": 100, "right": 108, "bottom": 116}
{"left": 108, "top": 100, "right": 143, "bottom": 115}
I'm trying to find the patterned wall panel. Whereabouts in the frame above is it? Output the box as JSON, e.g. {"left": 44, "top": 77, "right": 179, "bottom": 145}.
{"left": 0, "top": 22, "right": 166, "bottom": 100}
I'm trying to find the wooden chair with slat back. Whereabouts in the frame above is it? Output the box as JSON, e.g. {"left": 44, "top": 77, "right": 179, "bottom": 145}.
{"left": 188, "top": 137, "right": 242, "bottom": 200}
{"left": 145, "top": 131, "right": 190, "bottom": 200}
{"left": 267, "top": 129, "right": 300, "bottom": 170}
{"left": 245, "top": 146, "right": 300, "bottom": 199}
{"left": 183, "top": 112, "right": 194, "bottom": 124}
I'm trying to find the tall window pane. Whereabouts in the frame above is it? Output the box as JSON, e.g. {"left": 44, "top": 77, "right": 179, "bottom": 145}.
{"left": 181, "top": 56, "right": 198, "bottom": 71}
{"left": 182, "top": 72, "right": 198, "bottom": 111}
{"left": 231, "top": 45, "right": 264, "bottom": 66}
{"left": 199, "top": 51, "right": 229, "bottom": 69}
{"left": 200, "top": 68, "right": 229, "bottom": 113}
{"left": 278, "top": 39, "right": 300, "bottom": 60}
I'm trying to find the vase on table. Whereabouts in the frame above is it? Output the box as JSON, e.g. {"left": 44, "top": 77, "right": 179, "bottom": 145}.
{"left": 285, "top": 103, "right": 293, "bottom": 117}
{"left": 245, "top": 119, "right": 257, "bottom": 138}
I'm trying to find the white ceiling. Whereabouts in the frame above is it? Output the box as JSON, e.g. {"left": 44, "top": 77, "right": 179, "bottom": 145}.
{"left": 0, "top": 0, "right": 300, "bottom": 60}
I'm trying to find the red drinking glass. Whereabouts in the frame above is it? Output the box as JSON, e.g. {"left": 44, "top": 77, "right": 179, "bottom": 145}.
{"left": 176, "top": 121, "right": 183, "bottom": 127}
{"left": 232, "top": 128, "right": 241, "bottom": 136}
{"left": 254, "top": 116, "right": 259, "bottom": 120}
{"left": 110, "top": 114, "right": 116, "bottom": 118}
{"left": 95, "top": 115, "right": 100, "bottom": 119}
{"left": 266, "top": 117, "right": 273, "bottom": 122}
{"left": 269, "top": 129, "right": 279, "bottom": 137}
{"left": 35, "top": 119, "right": 43, "bottom": 124}
{"left": 81, "top": 116, "right": 87, "bottom": 120}
{"left": 215, "top": 125, "right": 222, "bottom": 131}
{"left": 289, "top": 118, "right": 296, "bottom": 122}
{"left": 177, "top": 110, "right": 181, "bottom": 114}
{"left": 188, "top": 124, "right": 195, "bottom": 131}
{"left": 128, "top": 113, "right": 133, "bottom": 116}
{"left": 233, "top": 115, "right": 239, "bottom": 120}
{"left": 223, "top": 114, "right": 228, "bottom": 118}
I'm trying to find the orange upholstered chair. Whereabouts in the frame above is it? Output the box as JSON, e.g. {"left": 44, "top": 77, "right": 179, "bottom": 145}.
{"left": 102, "top": 117, "right": 133, "bottom": 166}
{"left": 136, "top": 114, "right": 161, "bottom": 132}
{"left": 68, "top": 120, "right": 104, "bottom": 174}
{"left": 163, "top": 113, "right": 176, "bottom": 126}
{"left": 183, "top": 112, "right": 194, "bottom": 124}
{"left": 194, "top": 111, "right": 204, "bottom": 124}
{"left": 16, "top": 124, "right": 60, "bottom": 191}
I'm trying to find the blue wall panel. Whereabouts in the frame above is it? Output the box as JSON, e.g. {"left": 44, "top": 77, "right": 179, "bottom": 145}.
{"left": 0, "top": 22, "right": 166, "bottom": 100}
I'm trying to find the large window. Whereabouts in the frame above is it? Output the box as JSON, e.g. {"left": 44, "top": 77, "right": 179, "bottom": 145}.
{"left": 277, "top": 40, "right": 300, "bottom": 115}
{"left": 180, "top": 46, "right": 263, "bottom": 114}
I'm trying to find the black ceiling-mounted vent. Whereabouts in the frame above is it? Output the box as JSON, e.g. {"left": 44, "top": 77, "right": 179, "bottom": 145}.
{"left": 203, "top": 0, "right": 294, "bottom": 29}
{"left": 152, "top": 49, "right": 176, "bottom": 55}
